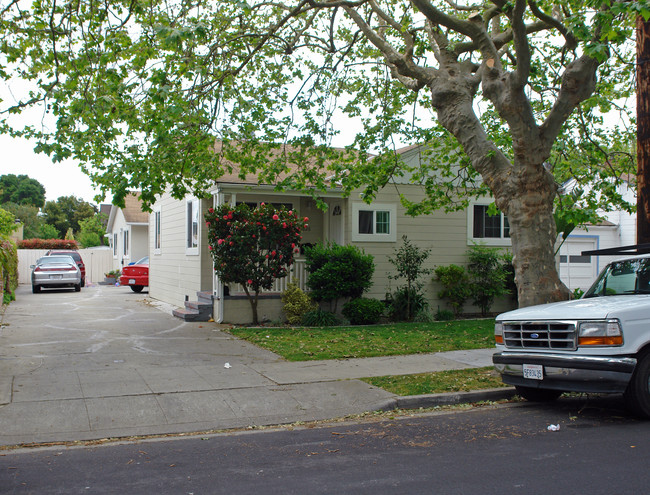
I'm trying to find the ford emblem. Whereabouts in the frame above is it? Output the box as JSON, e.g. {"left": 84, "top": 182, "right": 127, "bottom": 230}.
{"left": 531, "top": 333, "right": 540, "bottom": 339}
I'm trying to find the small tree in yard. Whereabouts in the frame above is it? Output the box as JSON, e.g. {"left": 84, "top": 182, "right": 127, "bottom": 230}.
{"left": 388, "top": 236, "right": 432, "bottom": 321}
{"left": 467, "top": 244, "right": 510, "bottom": 316}
{"left": 205, "top": 203, "right": 307, "bottom": 325}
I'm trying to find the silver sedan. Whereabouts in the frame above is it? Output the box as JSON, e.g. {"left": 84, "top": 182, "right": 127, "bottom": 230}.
{"left": 31, "top": 255, "right": 82, "bottom": 293}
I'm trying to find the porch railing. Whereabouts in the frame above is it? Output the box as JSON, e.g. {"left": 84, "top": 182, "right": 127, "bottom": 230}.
{"left": 228, "top": 257, "right": 309, "bottom": 295}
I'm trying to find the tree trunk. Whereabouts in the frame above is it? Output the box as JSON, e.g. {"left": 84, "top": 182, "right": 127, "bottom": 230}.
{"left": 499, "top": 170, "right": 569, "bottom": 307}
{"left": 243, "top": 286, "right": 260, "bottom": 325}
{"left": 638, "top": 16, "right": 650, "bottom": 244}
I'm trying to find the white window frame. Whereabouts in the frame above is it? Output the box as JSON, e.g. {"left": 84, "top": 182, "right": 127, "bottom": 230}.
{"left": 186, "top": 197, "right": 200, "bottom": 255}
{"left": 351, "top": 202, "right": 396, "bottom": 242}
{"left": 467, "top": 201, "right": 512, "bottom": 246}
{"left": 153, "top": 206, "right": 162, "bottom": 254}
{"left": 112, "top": 233, "right": 118, "bottom": 257}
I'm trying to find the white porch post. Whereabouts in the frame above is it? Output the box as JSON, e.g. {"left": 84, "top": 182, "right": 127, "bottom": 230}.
{"left": 212, "top": 189, "right": 225, "bottom": 323}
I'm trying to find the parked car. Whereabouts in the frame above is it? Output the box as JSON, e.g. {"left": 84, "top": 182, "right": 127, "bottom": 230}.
{"left": 46, "top": 249, "right": 86, "bottom": 287}
{"left": 493, "top": 252, "right": 650, "bottom": 417}
{"left": 31, "top": 255, "right": 82, "bottom": 293}
{"left": 120, "top": 256, "right": 149, "bottom": 293}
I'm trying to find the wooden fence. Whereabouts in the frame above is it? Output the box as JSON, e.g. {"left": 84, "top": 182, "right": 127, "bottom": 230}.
{"left": 17, "top": 248, "right": 115, "bottom": 285}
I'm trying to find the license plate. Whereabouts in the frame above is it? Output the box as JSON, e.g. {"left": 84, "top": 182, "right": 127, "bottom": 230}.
{"left": 523, "top": 364, "right": 543, "bottom": 380}
{"left": 129, "top": 279, "right": 136, "bottom": 284}
{"left": 50, "top": 274, "right": 63, "bottom": 280}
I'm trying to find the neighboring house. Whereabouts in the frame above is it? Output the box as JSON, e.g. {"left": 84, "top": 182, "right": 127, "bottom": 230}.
{"left": 149, "top": 144, "right": 518, "bottom": 324}
{"left": 105, "top": 192, "right": 150, "bottom": 272}
{"left": 558, "top": 178, "right": 636, "bottom": 292}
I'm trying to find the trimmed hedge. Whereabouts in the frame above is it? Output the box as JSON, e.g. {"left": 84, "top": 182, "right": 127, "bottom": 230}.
{"left": 18, "top": 238, "right": 79, "bottom": 250}
{"left": 342, "top": 298, "right": 385, "bottom": 325}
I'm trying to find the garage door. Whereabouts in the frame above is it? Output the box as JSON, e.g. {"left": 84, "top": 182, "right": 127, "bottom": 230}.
{"left": 559, "top": 237, "right": 598, "bottom": 291}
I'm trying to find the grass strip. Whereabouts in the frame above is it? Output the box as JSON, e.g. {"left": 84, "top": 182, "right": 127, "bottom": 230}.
{"left": 361, "top": 367, "right": 508, "bottom": 395}
{"left": 228, "top": 319, "right": 495, "bottom": 361}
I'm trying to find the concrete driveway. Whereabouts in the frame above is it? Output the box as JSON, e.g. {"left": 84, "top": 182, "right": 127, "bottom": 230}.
{"left": 0, "top": 284, "right": 394, "bottom": 446}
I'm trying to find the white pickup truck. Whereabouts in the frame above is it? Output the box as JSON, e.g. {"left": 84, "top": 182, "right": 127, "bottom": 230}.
{"left": 493, "top": 253, "right": 650, "bottom": 417}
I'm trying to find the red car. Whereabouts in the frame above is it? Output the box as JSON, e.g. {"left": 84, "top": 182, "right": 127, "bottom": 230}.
{"left": 120, "top": 256, "right": 149, "bottom": 292}
{"left": 46, "top": 249, "right": 86, "bottom": 287}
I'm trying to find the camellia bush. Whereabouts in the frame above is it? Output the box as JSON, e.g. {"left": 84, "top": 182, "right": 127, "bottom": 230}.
{"left": 205, "top": 203, "right": 308, "bottom": 324}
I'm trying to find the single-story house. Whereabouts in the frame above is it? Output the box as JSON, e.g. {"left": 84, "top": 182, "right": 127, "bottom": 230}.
{"left": 148, "top": 144, "right": 518, "bottom": 324}
{"left": 105, "top": 192, "right": 149, "bottom": 273}
{"left": 558, "top": 178, "right": 636, "bottom": 292}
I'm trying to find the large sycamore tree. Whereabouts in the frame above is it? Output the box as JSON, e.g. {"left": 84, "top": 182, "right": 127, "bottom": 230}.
{"left": 0, "top": 1, "right": 642, "bottom": 307}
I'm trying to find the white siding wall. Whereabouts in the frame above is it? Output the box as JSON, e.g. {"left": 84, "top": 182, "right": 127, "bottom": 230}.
{"left": 148, "top": 192, "right": 205, "bottom": 308}
{"left": 130, "top": 224, "right": 149, "bottom": 262}
{"left": 109, "top": 208, "right": 127, "bottom": 271}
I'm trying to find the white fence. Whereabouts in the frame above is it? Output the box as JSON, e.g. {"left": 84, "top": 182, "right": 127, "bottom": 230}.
{"left": 17, "top": 248, "right": 115, "bottom": 285}
{"left": 229, "top": 258, "right": 309, "bottom": 294}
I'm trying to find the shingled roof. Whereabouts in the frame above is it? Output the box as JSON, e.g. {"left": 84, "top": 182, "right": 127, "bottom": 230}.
{"left": 121, "top": 192, "right": 148, "bottom": 223}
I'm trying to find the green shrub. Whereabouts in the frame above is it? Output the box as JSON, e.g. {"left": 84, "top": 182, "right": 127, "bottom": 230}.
{"left": 434, "top": 308, "right": 455, "bottom": 321}
{"left": 467, "top": 244, "right": 509, "bottom": 315}
{"left": 0, "top": 239, "right": 18, "bottom": 302}
{"left": 387, "top": 287, "right": 428, "bottom": 321}
{"left": 342, "top": 298, "right": 385, "bottom": 325}
{"left": 305, "top": 243, "right": 374, "bottom": 312}
{"left": 301, "top": 308, "right": 342, "bottom": 327}
{"left": 434, "top": 264, "right": 471, "bottom": 316}
{"left": 282, "top": 282, "right": 317, "bottom": 325}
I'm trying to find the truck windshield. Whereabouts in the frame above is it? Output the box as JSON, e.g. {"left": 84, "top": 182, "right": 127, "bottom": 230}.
{"left": 584, "top": 258, "right": 650, "bottom": 297}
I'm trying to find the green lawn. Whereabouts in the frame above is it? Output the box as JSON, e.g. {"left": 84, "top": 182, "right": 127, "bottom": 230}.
{"left": 362, "top": 367, "right": 509, "bottom": 395}
{"left": 227, "top": 319, "right": 495, "bottom": 361}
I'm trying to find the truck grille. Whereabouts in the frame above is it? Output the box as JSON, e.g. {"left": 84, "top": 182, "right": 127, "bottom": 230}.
{"left": 503, "top": 321, "right": 577, "bottom": 350}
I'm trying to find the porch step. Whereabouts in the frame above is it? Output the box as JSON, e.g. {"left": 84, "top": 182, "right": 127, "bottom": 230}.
{"left": 172, "top": 291, "right": 213, "bottom": 322}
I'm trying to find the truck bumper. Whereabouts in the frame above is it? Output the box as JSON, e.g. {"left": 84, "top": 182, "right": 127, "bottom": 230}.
{"left": 493, "top": 352, "right": 637, "bottom": 394}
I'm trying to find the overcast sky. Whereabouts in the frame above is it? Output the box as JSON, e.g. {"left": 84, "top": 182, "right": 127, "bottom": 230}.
{"left": 0, "top": 134, "right": 104, "bottom": 205}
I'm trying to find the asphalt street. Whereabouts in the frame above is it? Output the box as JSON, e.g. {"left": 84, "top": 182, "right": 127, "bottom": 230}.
{"left": 1, "top": 396, "right": 647, "bottom": 494}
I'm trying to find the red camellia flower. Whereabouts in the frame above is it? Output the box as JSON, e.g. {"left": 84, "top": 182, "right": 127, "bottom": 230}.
{"left": 273, "top": 214, "right": 279, "bottom": 220}
{"left": 208, "top": 208, "right": 214, "bottom": 213}
{"left": 247, "top": 279, "right": 253, "bottom": 285}
{"left": 218, "top": 239, "right": 224, "bottom": 245}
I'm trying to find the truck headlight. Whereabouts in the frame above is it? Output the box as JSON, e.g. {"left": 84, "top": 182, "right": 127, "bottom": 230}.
{"left": 495, "top": 321, "right": 504, "bottom": 344}
{"left": 578, "top": 320, "right": 623, "bottom": 346}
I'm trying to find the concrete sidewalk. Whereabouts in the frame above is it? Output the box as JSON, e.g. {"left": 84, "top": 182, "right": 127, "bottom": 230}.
{"left": 0, "top": 285, "right": 510, "bottom": 447}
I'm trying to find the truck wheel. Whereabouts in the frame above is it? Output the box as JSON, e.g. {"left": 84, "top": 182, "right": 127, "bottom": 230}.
{"left": 515, "top": 385, "right": 562, "bottom": 402}
{"left": 130, "top": 285, "right": 144, "bottom": 293}
{"left": 624, "top": 351, "right": 650, "bottom": 418}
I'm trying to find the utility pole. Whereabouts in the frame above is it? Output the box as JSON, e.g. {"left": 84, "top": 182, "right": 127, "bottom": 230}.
{"left": 637, "top": 17, "right": 650, "bottom": 244}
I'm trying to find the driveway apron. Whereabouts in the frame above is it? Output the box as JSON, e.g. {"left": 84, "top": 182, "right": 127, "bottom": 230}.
{"left": 0, "top": 285, "right": 393, "bottom": 446}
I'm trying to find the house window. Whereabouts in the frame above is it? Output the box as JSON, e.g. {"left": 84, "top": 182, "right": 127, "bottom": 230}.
{"left": 351, "top": 203, "right": 396, "bottom": 242}
{"left": 123, "top": 229, "right": 129, "bottom": 256}
{"left": 473, "top": 205, "right": 510, "bottom": 239}
{"left": 186, "top": 198, "right": 199, "bottom": 254}
{"left": 154, "top": 208, "right": 161, "bottom": 253}
{"left": 113, "top": 233, "right": 118, "bottom": 257}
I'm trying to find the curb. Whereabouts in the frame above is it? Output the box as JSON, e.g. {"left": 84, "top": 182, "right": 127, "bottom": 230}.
{"left": 392, "top": 387, "right": 517, "bottom": 411}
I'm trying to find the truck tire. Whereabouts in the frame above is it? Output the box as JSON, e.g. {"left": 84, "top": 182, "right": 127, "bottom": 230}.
{"left": 130, "top": 285, "right": 144, "bottom": 293}
{"left": 624, "top": 350, "right": 650, "bottom": 418}
{"left": 515, "top": 385, "right": 562, "bottom": 402}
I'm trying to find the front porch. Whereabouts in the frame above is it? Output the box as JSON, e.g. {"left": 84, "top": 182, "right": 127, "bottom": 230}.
{"left": 207, "top": 189, "right": 345, "bottom": 324}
